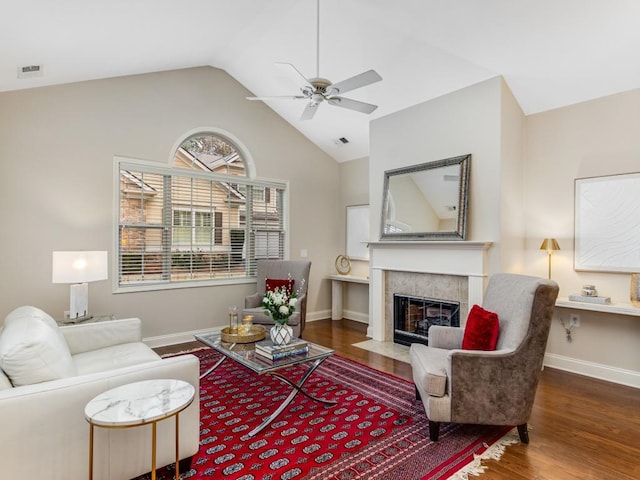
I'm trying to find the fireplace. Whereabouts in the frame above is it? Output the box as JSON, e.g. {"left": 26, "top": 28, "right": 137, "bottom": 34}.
{"left": 393, "top": 294, "right": 460, "bottom": 346}
{"left": 367, "top": 241, "right": 492, "bottom": 341}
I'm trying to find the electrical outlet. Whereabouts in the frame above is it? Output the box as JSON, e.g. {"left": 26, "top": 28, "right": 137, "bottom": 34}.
{"left": 570, "top": 313, "right": 580, "bottom": 327}
{"left": 64, "top": 310, "right": 70, "bottom": 320}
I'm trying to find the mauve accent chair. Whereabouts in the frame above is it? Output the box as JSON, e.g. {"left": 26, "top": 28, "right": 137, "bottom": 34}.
{"left": 409, "top": 273, "right": 559, "bottom": 443}
{"left": 242, "top": 260, "right": 311, "bottom": 338}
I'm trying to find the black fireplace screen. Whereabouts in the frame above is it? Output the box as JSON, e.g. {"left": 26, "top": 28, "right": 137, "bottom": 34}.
{"left": 393, "top": 294, "right": 460, "bottom": 346}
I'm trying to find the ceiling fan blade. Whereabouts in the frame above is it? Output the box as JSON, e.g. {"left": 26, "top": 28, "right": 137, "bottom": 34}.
{"left": 246, "top": 95, "right": 307, "bottom": 101}
{"left": 275, "top": 62, "right": 312, "bottom": 88}
{"left": 327, "top": 70, "right": 382, "bottom": 96}
{"left": 327, "top": 96, "right": 378, "bottom": 114}
{"left": 301, "top": 101, "right": 320, "bottom": 120}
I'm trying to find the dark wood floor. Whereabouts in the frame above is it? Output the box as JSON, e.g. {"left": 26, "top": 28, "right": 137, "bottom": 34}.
{"left": 157, "top": 319, "right": 640, "bottom": 480}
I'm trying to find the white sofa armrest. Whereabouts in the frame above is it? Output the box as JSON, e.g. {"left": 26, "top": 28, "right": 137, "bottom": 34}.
{"left": 61, "top": 318, "right": 143, "bottom": 355}
{"left": 0, "top": 354, "right": 200, "bottom": 480}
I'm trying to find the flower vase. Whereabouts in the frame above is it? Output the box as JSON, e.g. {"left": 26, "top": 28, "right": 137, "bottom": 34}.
{"left": 631, "top": 273, "right": 640, "bottom": 307}
{"left": 270, "top": 323, "right": 293, "bottom": 346}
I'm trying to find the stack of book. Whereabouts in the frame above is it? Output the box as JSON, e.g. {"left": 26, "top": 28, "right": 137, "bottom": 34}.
{"left": 568, "top": 294, "right": 611, "bottom": 304}
{"left": 255, "top": 338, "right": 309, "bottom": 361}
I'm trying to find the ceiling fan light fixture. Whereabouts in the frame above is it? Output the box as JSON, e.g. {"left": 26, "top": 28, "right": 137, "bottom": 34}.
{"left": 247, "top": 0, "right": 382, "bottom": 119}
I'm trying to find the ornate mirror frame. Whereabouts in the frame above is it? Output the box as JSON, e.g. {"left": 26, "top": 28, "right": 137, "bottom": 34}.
{"left": 380, "top": 154, "right": 470, "bottom": 241}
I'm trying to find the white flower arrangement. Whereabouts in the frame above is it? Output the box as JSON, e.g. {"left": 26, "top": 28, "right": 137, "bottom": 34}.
{"left": 262, "top": 277, "right": 304, "bottom": 325}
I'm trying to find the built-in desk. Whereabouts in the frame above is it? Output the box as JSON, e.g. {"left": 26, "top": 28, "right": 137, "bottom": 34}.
{"left": 555, "top": 297, "right": 640, "bottom": 317}
{"left": 327, "top": 274, "right": 369, "bottom": 320}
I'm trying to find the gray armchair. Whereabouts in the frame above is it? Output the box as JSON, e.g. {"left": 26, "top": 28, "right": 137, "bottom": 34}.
{"left": 409, "top": 273, "right": 559, "bottom": 443}
{"left": 243, "top": 260, "right": 311, "bottom": 338}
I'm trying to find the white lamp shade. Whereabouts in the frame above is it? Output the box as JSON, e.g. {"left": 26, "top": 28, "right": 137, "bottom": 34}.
{"left": 52, "top": 251, "right": 108, "bottom": 284}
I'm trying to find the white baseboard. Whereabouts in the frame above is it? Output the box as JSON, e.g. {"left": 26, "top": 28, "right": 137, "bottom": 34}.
{"left": 143, "top": 308, "right": 334, "bottom": 346}
{"left": 143, "top": 326, "right": 223, "bottom": 348}
{"left": 143, "top": 308, "right": 369, "bottom": 346}
{"left": 305, "top": 309, "right": 369, "bottom": 324}
{"left": 342, "top": 310, "right": 369, "bottom": 323}
{"left": 544, "top": 353, "right": 640, "bottom": 389}
{"left": 147, "top": 307, "right": 334, "bottom": 345}
{"left": 146, "top": 325, "right": 638, "bottom": 389}
{"left": 306, "top": 309, "right": 331, "bottom": 322}
{"left": 145, "top": 325, "right": 639, "bottom": 390}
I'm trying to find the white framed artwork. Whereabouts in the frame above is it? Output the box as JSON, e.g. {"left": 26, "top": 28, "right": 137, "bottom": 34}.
{"left": 346, "top": 205, "right": 370, "bottom": 261}
{"left": 574, "top": 172, "right": 640, "bottom": 272}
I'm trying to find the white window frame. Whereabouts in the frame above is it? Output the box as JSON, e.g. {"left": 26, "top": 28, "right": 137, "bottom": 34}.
{"left": 113, "top": 155, "right": 289, "bottom": 293}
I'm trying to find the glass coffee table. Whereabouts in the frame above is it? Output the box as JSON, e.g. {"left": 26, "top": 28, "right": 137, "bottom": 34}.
{"left": 195, "top": 332, "right": 338, "bottom": 437}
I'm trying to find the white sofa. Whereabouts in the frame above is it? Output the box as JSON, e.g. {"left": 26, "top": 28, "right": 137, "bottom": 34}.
{"left": 0, "top": 306, "right": 200, "bottom": 480}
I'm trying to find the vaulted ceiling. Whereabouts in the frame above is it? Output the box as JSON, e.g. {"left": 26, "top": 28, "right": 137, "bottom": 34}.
{"left": 3, "top": 0, "right": 639, "bottom": 162}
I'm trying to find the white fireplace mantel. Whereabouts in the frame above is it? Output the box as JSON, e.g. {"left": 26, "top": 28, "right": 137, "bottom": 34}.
{"left": 367, "top": 241, "right": 493, "bottom": 340}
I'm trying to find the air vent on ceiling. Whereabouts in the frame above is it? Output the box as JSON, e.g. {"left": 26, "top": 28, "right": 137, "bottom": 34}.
{"left": 17, "top": 64, "right": 43, "bottom": 79}
{"left": 334, "top": 137, "right": 349, "bottom": 146}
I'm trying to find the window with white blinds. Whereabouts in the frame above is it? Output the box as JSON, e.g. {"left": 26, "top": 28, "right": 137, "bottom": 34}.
{"left": 116, "top": 156, "right": 286, "bottom": 290}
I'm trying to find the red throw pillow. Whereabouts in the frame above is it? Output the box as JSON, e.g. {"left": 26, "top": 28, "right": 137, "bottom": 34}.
{"left": 265, "top": 278, "right": 295, "bottom": 294}
{"left": 461, "top": 305, "right": 500, "bottom": 351}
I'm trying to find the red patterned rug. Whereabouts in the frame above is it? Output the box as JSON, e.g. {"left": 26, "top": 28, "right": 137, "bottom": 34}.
{"left": 142, "top": 347, "right": 516, "bottom": 479}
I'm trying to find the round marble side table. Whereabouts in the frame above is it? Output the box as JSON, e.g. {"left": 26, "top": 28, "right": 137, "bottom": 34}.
{"left": 85, "top": 379, "right": 195, "bottom": 480}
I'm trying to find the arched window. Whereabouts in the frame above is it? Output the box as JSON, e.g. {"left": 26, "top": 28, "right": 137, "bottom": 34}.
{"left": 115, "top": 130, "right": 286, "bottom": 291}
{"left": 173, "top": 132, "right": 247, "bottom": 176}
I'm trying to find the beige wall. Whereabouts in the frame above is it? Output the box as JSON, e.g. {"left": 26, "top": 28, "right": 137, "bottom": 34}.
{"left": 337, "top": 77, "right": 527, "bottom": 326}
{"left": 338, "top": 78, "right": 639, "bottom": 385}
{"left": 525, "top": 89, "right": 640, "bottom": 382}
{"left": 337, "top": 157, "right": 370, "bottom": 320}
{"left": 499, "top": 78, "right": 527, "bottom": 272}
{"left": 2, "top": 64, "right": 636, "bottom": 382}
{"left": 370, "top": 77, "right": 523, "bottom": 273}
{"left": 0, "top": 67, "right": 340, "bottom": 339}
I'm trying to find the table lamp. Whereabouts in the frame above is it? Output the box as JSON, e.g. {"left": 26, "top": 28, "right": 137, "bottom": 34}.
{"left": 539, "top": 238, "right": 560, "bottom": 279}
{"left": 52, "top": 251, "right": 108, "bottom": 321}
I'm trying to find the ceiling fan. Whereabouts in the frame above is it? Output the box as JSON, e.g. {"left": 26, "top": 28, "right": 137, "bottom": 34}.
{"left": 247, "top": 0, "right": 382, "bottom": 120}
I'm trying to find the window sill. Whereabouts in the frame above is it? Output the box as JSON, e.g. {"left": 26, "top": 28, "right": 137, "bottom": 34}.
{"left": 114, "top": 276, "right": 256, "bottom": 294}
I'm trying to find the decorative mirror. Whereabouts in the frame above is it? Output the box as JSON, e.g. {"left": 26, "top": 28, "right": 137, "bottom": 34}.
{"left": 380, "top": 154, "right": 470, "bottom": 241}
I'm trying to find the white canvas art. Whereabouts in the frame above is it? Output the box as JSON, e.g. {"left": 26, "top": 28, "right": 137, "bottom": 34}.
{"left": 346, "top": 205, "right": 369, "bottom": 260}
{"left": 574, "top": 172, "right": 640, "bottom": 272}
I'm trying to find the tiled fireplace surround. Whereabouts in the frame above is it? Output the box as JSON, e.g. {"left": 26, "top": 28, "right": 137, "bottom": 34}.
{"left": 368, "top": 241, "right": 492, "bottom": 341}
